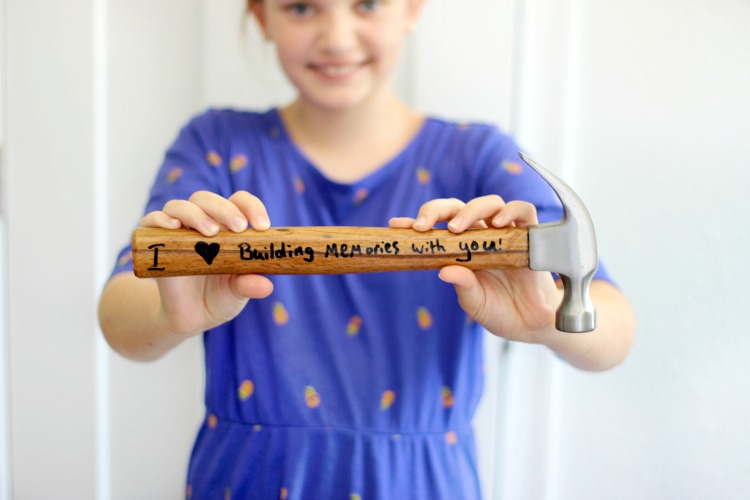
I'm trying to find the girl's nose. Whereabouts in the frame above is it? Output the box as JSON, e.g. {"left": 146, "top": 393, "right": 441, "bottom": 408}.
{"left": 317, "top": 11, "right": 358, "bottom": 54}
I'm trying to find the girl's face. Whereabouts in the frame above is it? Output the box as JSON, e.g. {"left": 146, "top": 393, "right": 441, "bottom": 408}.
{"left": 253, "top": 0, "right": 424, "bottom": 112}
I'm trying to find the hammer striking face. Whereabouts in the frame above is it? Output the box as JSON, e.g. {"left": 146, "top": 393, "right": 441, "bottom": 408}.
{"left": 131, "top": 153, "right": 598, "bottom": 333}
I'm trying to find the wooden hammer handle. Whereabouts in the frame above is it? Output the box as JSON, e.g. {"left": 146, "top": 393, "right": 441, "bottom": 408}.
{"left": 132, "top": 226, "right": 529, "bottom": 278}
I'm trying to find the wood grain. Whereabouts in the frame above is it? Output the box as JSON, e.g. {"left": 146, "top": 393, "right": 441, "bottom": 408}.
{"left": 132, "top": 226, "right": 529, "bottom": 278}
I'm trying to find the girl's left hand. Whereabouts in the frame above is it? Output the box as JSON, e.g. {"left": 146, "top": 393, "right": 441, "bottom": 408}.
{"left": 390, "top": 195, "right": 561, "bottom": 344}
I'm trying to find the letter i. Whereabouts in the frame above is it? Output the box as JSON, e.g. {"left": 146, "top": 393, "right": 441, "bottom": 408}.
{"left": 148, "top": 244, "right": 166, "bottom": 271}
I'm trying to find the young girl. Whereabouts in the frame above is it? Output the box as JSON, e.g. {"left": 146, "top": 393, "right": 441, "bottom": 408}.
{"left": 99, "top": 0, "right": 636, "bottom": 497}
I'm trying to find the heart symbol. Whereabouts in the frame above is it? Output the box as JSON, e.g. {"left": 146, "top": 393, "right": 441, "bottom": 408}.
{"left": 194, "top": 241, "right": 220, "bottom": 265}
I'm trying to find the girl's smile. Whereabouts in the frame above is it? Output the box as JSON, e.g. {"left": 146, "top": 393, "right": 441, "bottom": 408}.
{"left": 309, "top": 60, "right": 369, "bottom": 81}
{"left": 252, "top": 0, "right": 423, "bottom": 111}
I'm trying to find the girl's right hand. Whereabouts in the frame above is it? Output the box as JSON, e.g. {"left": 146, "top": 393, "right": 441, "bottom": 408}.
{"left": 140, "top": 190, "right": 275, "bottom": 338}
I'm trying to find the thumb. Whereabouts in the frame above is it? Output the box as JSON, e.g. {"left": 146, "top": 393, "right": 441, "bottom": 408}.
{"left": 230, "top": 274, "right": 275, "bottom": 300}
{"left": 438, "top": 265, "right": 486, "bottom": 318}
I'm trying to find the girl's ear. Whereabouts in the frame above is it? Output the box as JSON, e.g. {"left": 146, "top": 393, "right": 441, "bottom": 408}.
{"left": 250, "top": 1, "right": 272, "bottom": 41}
{"left": 406, "top": 0, "right": 426, "bottom": 34}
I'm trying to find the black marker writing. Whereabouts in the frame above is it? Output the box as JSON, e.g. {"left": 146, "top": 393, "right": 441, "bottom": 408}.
{"left": 238, "top": 242, "right": 314, "bottom": 263}
{"left": 326, "top": 241, "right": 400, "bottom": 258}
{"left": 148, "top": 243, "right": 166, "bottom": 271}
{"left": 325, "top": 243, "right": 362, "bottom": 258}
{"left": 411, "top": 239, "right": 446, "bottom": 255}
{"left": 195, "top": 241, "right": 220, "bottom": 265}
{"left": 457, "top": 238, "right": 503, "bottom": 262}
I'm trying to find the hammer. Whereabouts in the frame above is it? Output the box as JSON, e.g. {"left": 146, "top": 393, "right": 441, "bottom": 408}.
{"left": 132, "top": 153, "right": 597, "bottom": 333}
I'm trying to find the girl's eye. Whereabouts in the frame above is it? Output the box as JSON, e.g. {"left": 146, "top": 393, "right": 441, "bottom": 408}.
{"left": 356, "top": 0, "right": 382, "bottom": 14}
{"left": 286, "top": 2, "right": 313, "bottom": 16}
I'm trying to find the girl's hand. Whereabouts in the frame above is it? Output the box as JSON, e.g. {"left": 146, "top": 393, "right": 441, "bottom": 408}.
{"left": 140, "top": 191, "right": 275, "bottom": 337}
{"left": 390, "top": 195, "right": 561, "bottom": 344}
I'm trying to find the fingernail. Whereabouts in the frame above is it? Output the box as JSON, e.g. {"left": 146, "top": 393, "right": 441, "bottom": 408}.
{"left": 414, "top": 216, "right": 427, "bottom": 229}
{"left": 255, "top": 215, "right": 270, "bottom": 230}
{"left": 234, "top": 217, "right": 248, "bottom": 232}
{"left": 448, "top": 217, "right": 463, "bottom": 232}
{"left": 204, "top": 220, "right": 220, "bottom": 234}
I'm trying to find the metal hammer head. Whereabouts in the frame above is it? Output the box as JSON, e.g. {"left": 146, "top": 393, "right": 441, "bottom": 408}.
{"left": 520, "top": 152, "right": 598, "bottom": 333}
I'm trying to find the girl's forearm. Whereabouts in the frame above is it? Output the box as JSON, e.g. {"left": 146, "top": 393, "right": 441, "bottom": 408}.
{"left": 98, "top": 273, "right": 188, "bottom": 362}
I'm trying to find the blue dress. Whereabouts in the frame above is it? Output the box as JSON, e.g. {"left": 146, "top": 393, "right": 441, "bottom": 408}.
{"left": 111, "top": 109, "right": 612, "bottom": 499}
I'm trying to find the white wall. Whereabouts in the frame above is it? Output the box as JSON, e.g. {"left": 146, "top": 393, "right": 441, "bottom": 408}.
{"left": 2, "top": 0, "right": 750, "bottom": 499}
{"left": 0, "top": 0, "right": 9, "bottom": 495}
{"left": 5, "top": 1, "right": 99, "bottom": 497}
{"left": 105, "top": 1, "right": 206, "bottom": 497}
{"left": 4, "top": 0, "right": 207, "bottom": 498}
{"left": 555, "top": 1, "right": 750, "bottom": 498}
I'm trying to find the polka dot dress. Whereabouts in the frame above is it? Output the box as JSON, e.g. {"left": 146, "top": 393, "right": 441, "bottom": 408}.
{"left": 111, "top": 108, "right": 613, "bottom": 498}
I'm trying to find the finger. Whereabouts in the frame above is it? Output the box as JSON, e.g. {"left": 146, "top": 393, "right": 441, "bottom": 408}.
{"left": 189, "top": 191, "right": 250, "bottom": 233}
{"left": 412, "top": 198, "right": 466, "bottom": 231}
{"left": 389, "top": 216, "right": 485, "bottom": 231}
{"left": 466, "top": 220, "right": 490, "bottom": 230}
{"left": 230, "top": 274, "right": 274, "bottom": 300}
{"left": 228, "top": 191, "right": 271, "bottom": 231}
{"left": 161, "top": 199, "right": 221, "bottom": 236}
{"left": 491, "top": 200, "right": 539, "bottom": 229}
{"left": 438, "top": 265, "right": 486, "bottom": 318}
{"left": 388, "top": 217, "right": 416, "bottom": 229}
{"left": 447, "top": 195, "right": 506, "bottom": 233}
{"left": 140, "top": 210, "right": 182, "bottom": 230}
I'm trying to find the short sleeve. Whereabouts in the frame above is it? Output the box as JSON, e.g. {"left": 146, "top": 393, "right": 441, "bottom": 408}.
{"left": 471, "top": 126, "right": 615, "bottom": 284}
{"left": 108, "top": 110, "right": 233, "bottom": 277}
